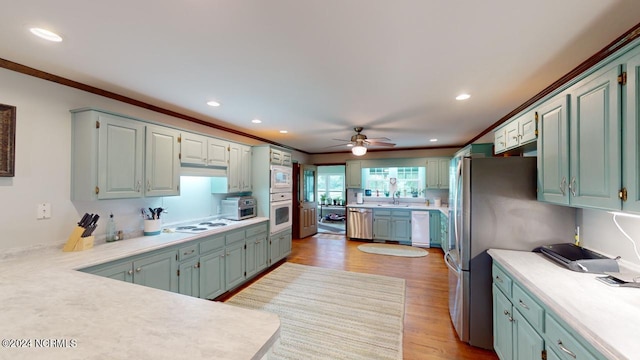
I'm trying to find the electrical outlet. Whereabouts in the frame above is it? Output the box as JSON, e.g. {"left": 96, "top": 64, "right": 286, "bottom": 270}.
{"left": 37, "top": 203, "right": 51, "bottom": 220}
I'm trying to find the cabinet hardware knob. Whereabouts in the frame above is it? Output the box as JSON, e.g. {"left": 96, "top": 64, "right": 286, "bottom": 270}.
{"left": 127, "top": 270, "right": 133, "bottom": 275}
{"left": 503, "top": 310, "right": 513, "bottom": 322}
{"left": 557, "top": 340, "right": 577, "bottom": 358}
{"left": 184, "top": 249, "right": 195, "bottom": 255}
{"left": 560, "top": 177, "right": 567, "bottom": 196}
{"left": 495, "top": 275, "right": 503, "bottom": 283}
{"left": 569, "top": 177, "right": 577, "bottom": 197}
{"left": 135, "top": 267, "right": 142, "bottom": 272}
{"left": 146, "top": 179, "right": 151, "bottom": 192}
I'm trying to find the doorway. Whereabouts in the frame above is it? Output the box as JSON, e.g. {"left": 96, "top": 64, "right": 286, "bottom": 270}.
{"left": 316, "top": 165, "right": 346, "bottom": 235}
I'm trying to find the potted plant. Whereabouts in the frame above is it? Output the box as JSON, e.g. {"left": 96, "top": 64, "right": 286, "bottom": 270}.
{"left": 411, "top": 188, "right": 419, "bottom": 197}
{"left": 320, "top": 194, "right": 327, "bottom": 205}
{"left": 335, "top": 197, "right": 342, "bottom": 206}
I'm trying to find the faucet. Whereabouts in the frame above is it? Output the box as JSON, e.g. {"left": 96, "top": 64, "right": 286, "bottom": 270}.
{"left": 392, "top": 192, "right": 400, "bottom": 205}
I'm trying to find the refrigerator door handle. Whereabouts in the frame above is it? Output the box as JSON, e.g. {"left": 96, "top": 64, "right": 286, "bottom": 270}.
{"left": 444, "top": 251, "right": 458, "bottom": 273}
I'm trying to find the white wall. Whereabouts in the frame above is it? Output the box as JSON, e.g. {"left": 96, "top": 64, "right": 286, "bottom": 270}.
{"left": 0, "top": 68, "right": 284, "bottom": 252}
{"left": 578, "top": 208, "right": 640, "bottom": 268}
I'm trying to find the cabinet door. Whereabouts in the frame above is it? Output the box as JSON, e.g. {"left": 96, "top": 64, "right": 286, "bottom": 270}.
{"left": 89, "top": 261, "right": 134, "bottom": 282}
{"left": 373, "top": 216, "right": 391, "bottom": 240}
{"left": 513, "top": 310, "right": 544, "bottom": 360}
{"left": 392, "top": 212, "right": 411, "bottom": 243}
{"left": 281, "top": 151, "right": 292, "bottom": 167}
{"left": 200, "top": 249, "right": 225, "bottom": 299}
{"left": 495, "top": 127, "right": 507, "bottom": 154}
{"left": 180, "top": 132, "right": 208, "bottom": 166}
{"left": 569, "top": 63, "right": 622, "bottom": 210}
{"left": 255, "top": 235, "right": 268, "bottom": 272}
{"left": 493, "top": 285, "right": 514, "bottom": 360}
{"left": 225, "top": 242, "right": 246, "bottom": 290}
{"left": 207, "top": 138, "right": 228, "bottom": 167}
{"left": 537, "top": 94, "right": 570, "bottom": 204}
{"left": 429, "top": 211, "right": 441, "bottom": 248}
{"left": 270, "top": 149, "right": 282, "bottom": 165}
{"left": 145, "top": 125, "right": 180, "bottom": 197}
{"left": 624, "top": 51, "right": 640, "bottom": 212}
{"left": 438, "top": 159, "right": 450, "bottom": 189}
{"left": 132, "top": 251, "right": 178, "bottom": 292}
{"left": 426, "top": 159, "right": 439, "bottom": 189}
{"left": 279, "top": 230, "right": 292, "bottom": 258}
{"left": 178, "top": 258, "right": 200, "bottom": 298}
{"left": 227, "top": 143, "right": 242, "bottom": 192}
{"left": 269, "top": 234, "right": 281, "bottom": 265}
{"left": 345, "top": 161, "right": 362, "bottom": 188}
{"left": 519, "top": 112, "right": 537, "bottom": 145}
{"left": 240, "top": 145, "right": 252, "bottom": 191}
{"left": 505, "top": 120, "right": 521, "bottom": 149}
{"left": 97, "top": 114, "right": 145, "bottom": 199}
{"left": 245, "top": 238, "right": 257, "bottom": 278}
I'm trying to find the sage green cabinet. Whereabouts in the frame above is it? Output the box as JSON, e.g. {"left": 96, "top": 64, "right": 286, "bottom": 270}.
{"left": 624, "top": 50, "right": 640, "bottom": 212}
{"left": 373, "top": 209, "right": 411, "bottom": 244}
{"left": 270, "top": 148, "right": 292, "bottom": 167}
{"left": 345, "top": 161, "right": 362, "bottom": 188}
{"left": 495, "top": 110, "right": 537, "bottom": 155}
{"left": 199, "top": 249, "right": 226, "bottom": 299}
{"left": 178, "top": 258, "right": 200, "bottom": 298}
{"left": 269, "top": 227, "right": 292, "bottom": 266}
{"left": 71, "top": 109, "right": 180, "bottom": 200}
{"left": 492, "top": 262, "right": 604, "bottom": 360}
{"left": 429, "top": 211, "right": 441, "bottom": 248}
{"left": 537, "top": 94, "right": 570, "bottom": 204}
{"left": 245, "top": 224, "right": 268, "bottom": 278}
{"left": 426, "top": 158, "right": 450, "bottom": 189}
{"left": 225, "top": 230, "right": 246, "bottom": 290}
{"left": 180, "top": 132, "right": 228, "bottom": 168}
{"left": 82, "top": 249, "right": 178, "bottom": 293}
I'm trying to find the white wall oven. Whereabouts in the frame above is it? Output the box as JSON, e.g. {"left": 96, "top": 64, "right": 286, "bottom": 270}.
{"left": 270, "top": 192, "right": 292, "bottom": 234}
{"left": 270, "top": 165, "right": 293, "bottom": 193}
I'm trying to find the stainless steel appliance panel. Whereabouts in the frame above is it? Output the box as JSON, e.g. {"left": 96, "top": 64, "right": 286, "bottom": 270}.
{"left": 347, "top": 208, "right": 373, "bottom": 240}
{"left": 446, "top": 251, "right": 469, "bottom": 342}
{"left": 448, "top": 156, "right": 576, "bottom": 349}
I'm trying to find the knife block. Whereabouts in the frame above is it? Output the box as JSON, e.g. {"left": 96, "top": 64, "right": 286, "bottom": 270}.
{"left": 62, "top": 226, "right": 95, "bottom": 252}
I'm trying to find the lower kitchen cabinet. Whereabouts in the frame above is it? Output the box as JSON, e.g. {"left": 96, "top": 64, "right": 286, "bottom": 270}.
{"left": 492, "top": 262, "right": 604, "bottom": 360}
{"left": 373, "top": 209, "right": 411, "bottom": 244}
{"left": 429, "top": 211, "right": 441, "bottom": 248}
{"left": 225, "top": 238, "right": 246, "bottom": 290}
{"left": 269, "top": 227, "right": 292, "bottom": 266}
{"left": 245, "top": 224, "right": 268, "bottom": 278}
{"left": 439, "top": 212, "right": 449, "bottom": 250}
{"left": 199, "top": 249, "right": 225, "bottom": 299}
{"left": 83, "top": 249, "right": 178, "bottom": 293}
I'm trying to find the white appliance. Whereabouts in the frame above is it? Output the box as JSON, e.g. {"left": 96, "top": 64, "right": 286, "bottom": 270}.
{"left": 220, "top": 196, "right": 257, "bottom": 220}
{"left": 410, "top": 211, "right": 430, "bottom": 248}
{"left": 269, "top": 192, "right": 292, "bottom": 234}
{"left": 446, "top": 156, "right": 576, "bottom": 349}
{"left": 172, "top": 219, "right": 235, "bottom": 234}
{"left": 270, "top": 165, "right": 293, "bottom": 193}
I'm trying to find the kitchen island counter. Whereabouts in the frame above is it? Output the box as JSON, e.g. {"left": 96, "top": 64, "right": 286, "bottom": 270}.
{"left": 489, "top": 249, "right": 640, "bottom": 360}
{"left": 0, "top": 217, "right": 279, "bottom": 360}
{"left": 347, "top": 203, "right": 448, "bottom": 215}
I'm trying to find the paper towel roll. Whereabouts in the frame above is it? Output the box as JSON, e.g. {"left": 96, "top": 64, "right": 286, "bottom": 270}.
{"left": 356, "top": 193, "right": 364, "bottom": 204}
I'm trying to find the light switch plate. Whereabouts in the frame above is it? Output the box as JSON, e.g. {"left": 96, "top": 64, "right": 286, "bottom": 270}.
{"left": 37, "top": 203, "right": 51, "bottom": 219}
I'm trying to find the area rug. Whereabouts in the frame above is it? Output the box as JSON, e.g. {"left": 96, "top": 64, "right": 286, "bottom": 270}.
{"left": 225, "top": 262, "right": 405, "bottom": 360}
{"left": 357, "top": 243, "right": 429, "bottom": 257}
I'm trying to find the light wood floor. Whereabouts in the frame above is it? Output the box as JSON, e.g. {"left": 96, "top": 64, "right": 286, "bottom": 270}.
{"left": 286, "top": 233, "right": 499, "bottom": 360}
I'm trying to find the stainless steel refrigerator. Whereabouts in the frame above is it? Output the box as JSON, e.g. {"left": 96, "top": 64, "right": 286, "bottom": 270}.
{"left": 445, "top": 156, "right": 576, "bottom": 349}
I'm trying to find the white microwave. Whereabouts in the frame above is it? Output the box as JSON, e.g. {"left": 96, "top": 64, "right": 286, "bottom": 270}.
{"left": 270, "top": 165, "right": 293, "bottom": 193}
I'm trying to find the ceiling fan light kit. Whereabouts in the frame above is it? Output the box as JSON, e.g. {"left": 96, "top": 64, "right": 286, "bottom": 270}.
{"left": 352, "top": 144, "right": 367, "bottom": 156}
{"left": 333, "top": 127, "right": 396, "bottom": 156}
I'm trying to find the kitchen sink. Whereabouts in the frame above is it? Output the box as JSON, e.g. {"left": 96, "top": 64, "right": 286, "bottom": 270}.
{"left": 534, "top": 243, "right": 619, "bottom": 273}
{"left": 376, "top": 204, "right": 409, "bottom": 207}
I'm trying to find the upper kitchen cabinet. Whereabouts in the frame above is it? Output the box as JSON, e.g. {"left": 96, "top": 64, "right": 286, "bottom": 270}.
{"left": 180, "top": 132, "right": 228, "bottom": 168}
{"left": 494, "top": 110, "right": 537, "bottom": 155}
{"left": 623, "top": 50, "right": 640, "bottom": 212}
{"left": 71, "top": 109, "right": 180, "bottom": 200}
{"left": 270, "top": 148, "right": 292, "bottom": 167}
{"left": 537, "top": 94, "right": 570, "bottom": 205}
{"left": 227, "top": 142, "right": 252, "bottom": 193}
{"left": 345, "top": 161, "right": 362, "bottom": 189}
{"left": 426, "top": 158, "right": 450, "bottom": 189}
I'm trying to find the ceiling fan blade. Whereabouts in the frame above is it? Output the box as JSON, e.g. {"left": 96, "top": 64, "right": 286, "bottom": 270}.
{"left": 366, "top": 136, "right": 391, "bottom": 141}
{"left": 331, "top": 138, "right": 352, "bottom": 142}
{"left": 323, "top": 143, "right": 352, "bottom": 149}
{"left": 365, "top": 140, "right": 396, "bottom": 147}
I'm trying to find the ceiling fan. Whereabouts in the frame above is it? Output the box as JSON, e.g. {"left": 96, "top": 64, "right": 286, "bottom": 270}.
{"left": 332, "top": 127, "right": 396, "bottom": 156}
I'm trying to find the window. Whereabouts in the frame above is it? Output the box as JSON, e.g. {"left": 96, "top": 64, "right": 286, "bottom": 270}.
{"left": 317, "top": 166, "right": 345, "bottom": 204}
{"left": 363, "top": 167, "right": 425, "bottom": 197}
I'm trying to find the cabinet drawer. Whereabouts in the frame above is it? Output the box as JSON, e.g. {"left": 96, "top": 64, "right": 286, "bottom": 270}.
{"left": 226, "top": 230, "right": 245, "bottom": 245}
{"left": 492, "top": 264, "right": 513, "bottom": 297}
{"left": 245, "top": 223, "right": 267, "bottom": 238}
{"left": 178, "top": 244, "right": 199, "bottom": 261}
{"left": 545, "top": 315, "right": 597, "bottom": 360}
{"left": 374, "top": 209, "right": 392, "bottom": 216}
{"left": 200, "top": 235, "right": 225, "bottom": 254}
{"left": 512, "top": 283, "right": 544, "bottom": 332}
{"left": 391, "top": 210, "right": 410, "bottom": 217}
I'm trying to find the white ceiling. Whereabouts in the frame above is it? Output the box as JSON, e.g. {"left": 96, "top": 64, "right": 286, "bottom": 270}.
{"left": 2, "top": 0, "right": 640, "bottom": 154}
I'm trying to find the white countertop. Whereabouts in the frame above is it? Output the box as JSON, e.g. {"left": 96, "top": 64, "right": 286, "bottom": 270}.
{"left": 0, "top": 217, "right": 280, "bottom": 360}
{"left": 488, "top": 249, "right": 640, "bottom": 360}
{"left": 347, "top": 202, "right": 449, "bottom": 215}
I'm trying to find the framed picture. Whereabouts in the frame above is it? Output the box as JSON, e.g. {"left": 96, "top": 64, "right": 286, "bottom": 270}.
{"left": 0, "top": 104, "right": 16, "bottom": 177}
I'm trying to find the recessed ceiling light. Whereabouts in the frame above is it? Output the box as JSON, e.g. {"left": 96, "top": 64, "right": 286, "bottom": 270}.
{"left": 279, "top": 130, "right": 288, "bottom": 134}
{"left": 29, "top": 28, "right": 63, "bottom": 42}
{"left": 252, "top": 119, "right": 262, "bottom": 124}
{"left": 206, "top": 100, "right": 221, "bottom": 107}
{"left": 430, "top": 138, "right": 438, "bottom": 142}
{"left": 456, "top": 93, "right": 471, "bottom": 101}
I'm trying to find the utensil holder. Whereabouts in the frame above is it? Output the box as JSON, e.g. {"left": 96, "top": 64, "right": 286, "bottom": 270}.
{"left": 144, "top": 219, "right": 162, "bottom": 236}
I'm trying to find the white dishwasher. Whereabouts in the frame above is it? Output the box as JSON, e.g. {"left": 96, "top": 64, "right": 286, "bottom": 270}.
{"left": 411, "top": 211, "right": 430, "bottom": 248}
